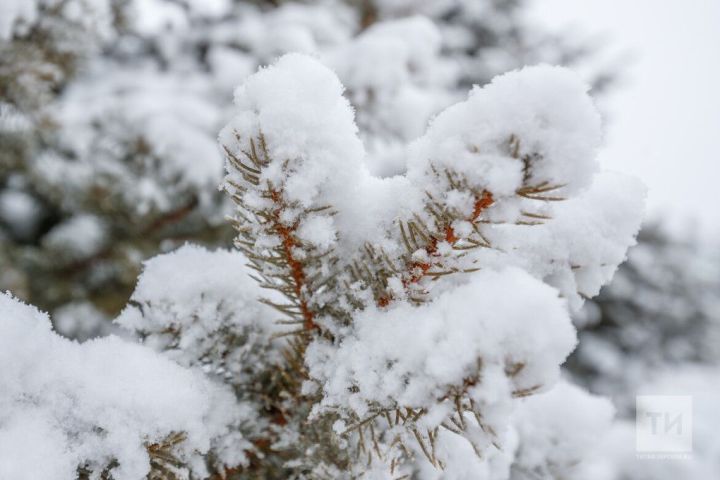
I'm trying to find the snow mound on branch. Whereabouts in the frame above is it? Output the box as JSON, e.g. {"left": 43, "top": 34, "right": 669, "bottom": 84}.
{"left": 220, "top": 53, "right": 388, "bottom": 256}
{"left": 221, "top": 52, "right": 365, "bottom": 209}
{"left": 511, "top": 381, "right": 615, "bottom": 479}
{"left": 0, "top": 189, "right": 43, "bottom": 241}
{"left": 410, "top": 381, "right": 615, "bottom": 480}
{"left": 481, "top": 171, "right": 646, "bottom": 311}
{"left": 408, "top": 64, "right": 601, "bottom": 198}
{"left": 308, "top": 268, "right": 576, "bottom": 417}
{"left": 117, "top": 244, "right": 282, "bottom": 380}
{"left": 0, "top": 292, "right": 244, "bottom": 480}
{"left": 125, "top": 0, "right": 232, "bottom": 36}
{"left": 330, "top": 16, "right": 445, "bottom": 94}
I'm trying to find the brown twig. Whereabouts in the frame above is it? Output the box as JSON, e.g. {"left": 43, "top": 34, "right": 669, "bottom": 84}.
{"left": 379, "top": 191, "right": 494, "bottom": 306}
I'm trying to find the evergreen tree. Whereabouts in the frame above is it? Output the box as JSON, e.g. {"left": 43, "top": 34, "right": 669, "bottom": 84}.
{"left": 0, "top": 52, "right": 645, "bottom": 479}
{"left": 0, "top": 0, "right": 614, "bottom": 334}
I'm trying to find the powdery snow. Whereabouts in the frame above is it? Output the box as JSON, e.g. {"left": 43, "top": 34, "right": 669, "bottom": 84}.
{"left": 0, "top": 292, "right": 244, "bottom": 480}
{"left": 117, "top": 244, "right": 283, "bottom": 381}
{"left": 307, "top": 268, "right": 576, "bottom": 417}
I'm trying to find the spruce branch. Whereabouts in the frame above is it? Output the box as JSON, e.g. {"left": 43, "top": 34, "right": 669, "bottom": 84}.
{"left": 223, "top": 132, "right": 322, "bottom": 334}
{"left": 222, "top": 130, "right": 359, "bottom": 477}
{"left": 376, "top": 184, "right": 495, "bottom": 306}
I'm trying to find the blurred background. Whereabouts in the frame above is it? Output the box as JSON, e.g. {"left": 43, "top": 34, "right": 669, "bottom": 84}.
{"left": 0, "top": 0, "right": 718, "bottom": 477}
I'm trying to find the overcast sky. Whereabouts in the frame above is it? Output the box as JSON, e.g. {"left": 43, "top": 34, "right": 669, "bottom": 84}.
{"left": 529, "top": 0, "right": 720, "bottom": 238}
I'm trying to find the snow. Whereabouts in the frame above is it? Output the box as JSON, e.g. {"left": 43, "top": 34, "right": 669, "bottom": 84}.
{"left": 480, "top": 171, "right": 646, "bottom": 311}
{"left": 220, "top": 53, "right": 372, "bottom": 263}
{"left": 530, "top": 0, "right": 720, "bottom": 237}
{"left": 0, "top": 292, "right": 244, "bottom": 480}
{"left": 220, "top": 55, "right": 637, "bottom": 271}
{"left": 0, "top": 0, "right": 38, "bottom": 40}
{"left": 117, "top": 244, "right": 282, "bottom": 380}
{"left": 222, "top": 52, "right": 365, "bottom": 209}
{"left": 129, "top": 0, "right": 187, "bottom": 35}
{"left": 1, "top": 4, "right": 656, "bottom": 476}
{"left": 0, "top": 189, "right": 43, "bottom": 241}
{"left": 116, "top": 245, "right": 289, "bottom": 471}
{"left": 408, "top": 64, "right": 602, "bottom": 200}
{"left": 53, "top": 301, "right": 112, "bottom": 341}
{"left": 571, "top": 224, "right": 720, "bottom": 411}
{"left": 327, "top": 16, "right": 455, "bottom": 142}
{"left": 218, "top": 52, "right": 645, "bottom": 475}
{"left": 36, "top": 66, "right": 225, "bottom": 217}
{"left": 230, "top": 3, "right": 354, "bottom": 60}
{"left": 296, "top": 215, "right": 338, "bottom": 252}
{"left": 0, "top": 0, "right": 112, "bottom": 41}
{"left": 43, "top": 214, "right": 107, "bottom": 261}
{"left": 512, "top": 381, "right": 615, "bottom": 479}
{"left": 308, "top": 268, "right": 575, "bottom": 416}
{"left": 125, "top": 0, "right": 232, "bottom": 36}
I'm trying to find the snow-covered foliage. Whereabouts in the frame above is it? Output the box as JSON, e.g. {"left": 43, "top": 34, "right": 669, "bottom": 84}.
{"left": 0, "top": 0, "right": 112, "bottom": 112}
{"left": 0, "top": 0, "right": 612, "bottom": 321}
{"left": 0, "top": 292, "right": 245, "bottom": 480}
{"left": 35, "top": 71, "right": 225, "bottom": 218}
{"left": 511, "top": 381, "right": 615, "bottom": 480}
{"left": 11, "top": 1, "right": 715, "bottom": 479}
{"left": 43, "top": 214, "right": 108, "bottom": 261}
{"left": 116, "top": 244, "right": 282, "bottom": 389}
{"left": 1, "top": 44, "right": 645, "bottom": 477}
{"left": 214, "top": 53, "right": 644, "bottom": 477}
{"left": 308, "top": 268, "right": 576, "bottom": 417}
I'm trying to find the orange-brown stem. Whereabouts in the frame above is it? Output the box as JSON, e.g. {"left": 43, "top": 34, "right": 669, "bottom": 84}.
{"left": 472, "top": 190, "right": 495, "bottom": 219}
{"left": 380, "top": 191, "right": 494, "bottom": 306}
{"left": 270, "top": 190, "right": 317, "bottom": 331}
